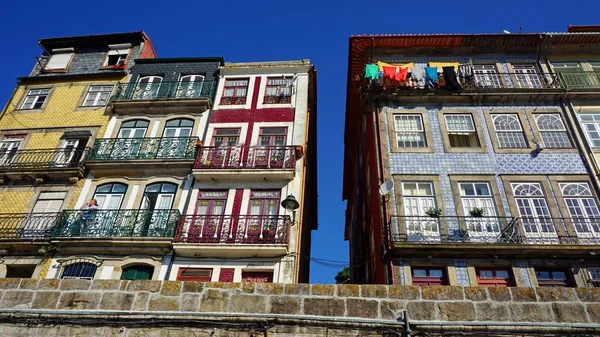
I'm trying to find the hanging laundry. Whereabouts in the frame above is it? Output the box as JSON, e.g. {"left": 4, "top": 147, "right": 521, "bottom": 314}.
{"left": 443, "top": 66, "right": 460, "bottom": 90}
{"left": 411, "top": 66, "right": 426, "bottom": 89}
{"left": 378, "top": 61, "right": 414, "bottom": 72}
{"left": 383, "top": 66, "right": 397, "bottom": 80}
{"left": 365, "top": 64, "right": 379, "bottom": 80}
{"left": 428, "top": 62, "right": 459, "bottom": 72}
{"left": 395, "top": 67, "right": 409, "bottom": 82}
{"left": 458, "top": 63, "right": 475, "bottom": 86}
{"left": 425, "top": 67, "right": 439, "bottom": 85}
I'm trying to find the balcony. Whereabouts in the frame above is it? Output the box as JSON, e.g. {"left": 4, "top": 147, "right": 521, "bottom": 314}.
{"left": 110, "top": 81, "right": 216, "bottom": 115}
{"left": 86, "top": 137, "right": 197, "bottom": 176}
{"left": 50, "top": 209, "right": 180, "bottom": 254}
{"left": 173, "top": 215, "right": 290, "bottom": 257}
{"left": 557, "top": 72, "right": 600, "bottom": 89}
{"left": 0, "top": 213, "right": 59, "bottom": 240}
{"left": 518, "top": 217, "right": 600, "bottom": 245}
{"left": 0, "top": 148, "right": 87, "bottom": 183}
{"left": 193, "top": 145, "right": 298, "bottom": 181}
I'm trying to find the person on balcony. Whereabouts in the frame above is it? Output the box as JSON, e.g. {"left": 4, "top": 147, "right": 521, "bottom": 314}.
{"left": 69, "top": 199, "right": 100, "bottom": 236}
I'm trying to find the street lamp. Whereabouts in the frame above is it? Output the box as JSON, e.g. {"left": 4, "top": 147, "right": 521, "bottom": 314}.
{"left": 281, "top": 194, "right": 300, "bottom": 225}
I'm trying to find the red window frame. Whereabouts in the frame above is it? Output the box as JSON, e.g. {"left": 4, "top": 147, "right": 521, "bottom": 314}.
{"left": 535, "top": 268, "right": 572, "bottom": 287}
{"left": 411, "top": 267, "right": 448, "bottom": 286}
{"left": 211, "top": 128, "right": 241, "bottom": 147}
{"left": 176, "top": 268, "right": 212, "bottom": 281}
{"left": 264, "top": 77, "right": 292, "bottom": 104}
{"left": 476, "top": 267, "right": 514, "bottom": 287}
{"left": 220, "top": 78, "right": 249, "bottom": 105}
{"left": 241, "top": 271, "right": 273, "bottom": 283}
{"left": 259, "top": 127, "right": 287, "bottom": 146}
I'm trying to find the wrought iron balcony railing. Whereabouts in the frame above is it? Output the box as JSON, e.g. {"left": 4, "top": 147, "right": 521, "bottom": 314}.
{"left": 88, "top": 137, "right": 198, "bottom": 161}
{"left": 0, "top": 148, "right": 88, "bottom": 170}
{"left": 0, "top": 213, "right": 60, "bottom": 239}
{"left": 518, "top": 217, "right": 600, "bottom": 245}
{"left": 175, "top": 215, "right": 290, "bottom": 245}
{"left": 52, "top": 209, "right": 180, "bottom": 238}
{"left": 112, "top": 81, "right": 216, "bottom": 102}
{"left": 389, "top": 216, "right": 520, "bottom": 244}
{"left": 194, "top": 146, "right": 296, "bottom": 170}
{"left": 557, "top": 72, "right": 600, "bottom": 89}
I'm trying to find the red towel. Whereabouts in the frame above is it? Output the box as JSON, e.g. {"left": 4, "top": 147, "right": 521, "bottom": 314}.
{"left": 395, "top": 67, "right": 408, "bottom": 82}
{"left": 383, "top": 66, "right": 396, "bottom": 80}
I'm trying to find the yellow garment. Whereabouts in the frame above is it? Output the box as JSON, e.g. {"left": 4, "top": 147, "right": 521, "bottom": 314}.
{"left": 377, "top": 61, "right": 414, "bottom": 72}
{"left": 428, "top": 62, "right": 459, "bottom": 72}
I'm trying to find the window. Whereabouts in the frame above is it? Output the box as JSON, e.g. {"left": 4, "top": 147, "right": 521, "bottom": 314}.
{"left": 248, "top": 191, "right": 281, "bottom": 241}
{"left": 474, "top": 65, "right": 501, "bottom": 88}
{"left": 163, "top": 119, "right": 194, "bottom": 138}
{"left": 242, "top": 271, "right": 273, "bottom": 283}
{"left": 118, "top": 120, "right": 149, "bottom": 138}
{"left": 264, "top": 77, "right": 293, "bottom": 104}
{"left": 220, "top": 78, "right": 249, "bottom": 105}
{"left": 259, "top": 127, "right": 287, "bottom": 146}
{"left": 476, "top": 268, "right": 513, "bottom": 287}
{"left": 45, "top": 51, "right": 73, "bottom": 71}
{"left": 512, "top": 64, "right": 542, "bottom": 88}
{"left": 394, "top": 115, "right": 426, "bottom": 148}
{"left": 93, "top": 183, "right": 127, "bottom": 210}
{"left": 176, "top": 268, "right": 212, "bottom": 281}
{"left": 121, "top": 265, "right": 154, "bottom": 280}
{"left": 589, "top": 267, "right": 600, "bottom": 287}
{"left": 134, "top": 76, "right": 162, "bottom": 99}
{"left": 459, "top": 182, "right": 497, "bottom": 217}
{"left": 535, "top": 268, "right": 572, "bottom": 287}
{"left": 560, "top": 183, "right": 600, "bottom": 238}
{"left": 552, "top": 62, "right": 586, "bottom": 88}
{"left": 0, "top": 136, "right": 23, "bottom": 166}
{"left": 176, "top": 75, "right": 205, "bottom": 98}
{"left": 190, "top": 191, "right": 228, "bottom": 241}
{"left": 61, "top": 262, "right": 97, "bottom": 280}
{"left": 141, "top": 182, "right": 177, "bottom": 211}
{"left": 103, "top": 48, "right": 130, "bottom": 67}
{"left": 512, "top": 183, "right": 555, "bottom": 240}
{"left": 411, "top": 267, "right": 447, "bottom": 286}
{"left": 82, "top": 85, "right": 113, "bottom": 107}
{"left": 579, "top": 114, "right": 600, "bottom": 147}
{"left": 535, "top": 114, "right": 572, "bottom": 148}
{"left": 32, "top": 192, "right": 66, "bottom": 213}
{"left": 445, "top": 115, "right": 480, "bottom": 147}
{"left": 20, "top": 88, "right": 50, "bottom": 109}
{"left": 5, "top": 265, "right": 35, "bottom": 278}
{"left": 402, "top": 182, "right": 439, "bottom": 240}
{"left": 212, "top": 129, "right": 240, "bottom": 147}
{"left": 492, "top": 114, "right": 528, "bottom": 148}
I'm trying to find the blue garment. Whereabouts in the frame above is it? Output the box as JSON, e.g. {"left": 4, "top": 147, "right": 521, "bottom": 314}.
{"left": 82, "top": 205, "right": 99, "bottom": 220}
{"left": 425, "top": 67, "right": 439, "bottom": 83}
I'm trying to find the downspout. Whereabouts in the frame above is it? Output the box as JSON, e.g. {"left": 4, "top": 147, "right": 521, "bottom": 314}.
{"left": 373, "top": 99, "right": 394, "bottom": 285}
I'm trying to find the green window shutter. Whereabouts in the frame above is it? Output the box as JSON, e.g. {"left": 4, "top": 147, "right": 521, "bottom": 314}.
{"left": 121, "top": 265, "right": 154, "bottom": 280}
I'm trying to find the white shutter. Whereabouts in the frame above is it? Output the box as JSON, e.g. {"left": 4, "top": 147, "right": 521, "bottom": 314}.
{"left": 46, "top": 53, "right": 73, "bottom": 70}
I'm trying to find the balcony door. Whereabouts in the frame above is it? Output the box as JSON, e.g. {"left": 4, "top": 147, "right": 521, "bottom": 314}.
{"left": 159, "top": 119, "right": 194, "bottom": 158}
{"left": 459, "top": 182, "right": 500, "bottom": 242}
{"left": 26, "top": 191, "right": 66, "bottom": 237}
{"left": 55, "top": 137, "right": 88, "bottom": 167}
{"left": 401, "top": 182, "right": 439, "bottom": 242}
{"left": 139, "top": 183, "right": 177, "bottom": 237}
{"left": 560, "top": 183, "right": 600, "bottom": 243}
{"left": 114, "top": 120, "right": 149, "bottom": 159}
{"left": 512, "top": 183, "right": 558, "bottom": 244}
{"left": 87, "top": 183, "right": 127, "bottom": 237}
{"left": 513, "top": 64, "right": 542, "bottom": 88}
{"left": 135, "top": 76, "right": 162, "bottom": 99}
{"left": 190, "top": 191, "right": 228, "bottom": 242}
{"left": 0, "top": 136, "right": 22, "bottom": 166}
{"left": 254, "top": 127, "right": 287, "bottom": 168}
{"left": 207, "top": 128, "right": 241, "bottom": 168}
{"left": 246, "top": 190, "right": 280, "bottom": 241}
{"left": 176, "top": 75, "right": 204, "bottom": 98}
{"left": 474, "top": 65, "right": 501, "bottom": 88}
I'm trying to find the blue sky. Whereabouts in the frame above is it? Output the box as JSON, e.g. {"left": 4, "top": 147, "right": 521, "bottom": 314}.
{"left": 0, "top": 0, "right": 598, "bottom": 284}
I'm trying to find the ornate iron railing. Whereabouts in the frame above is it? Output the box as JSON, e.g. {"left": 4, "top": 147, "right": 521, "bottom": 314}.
{"left": 52, "top": 209, "right": 180, "bottom": 238}
{"left": 0, "top": 213, "right": 60, "bottom": 239}
{"left": 557, "top": 72, "right": 600, "bottom": 89}
{"left": 112, "top": 81, "right": 217, "bottom": 101}
{"left": 88, "top": 137, "right": 198, "bottom": 161}
{"left": 0, "top": 148, "right": 88, "bottom": 170}
{"left": 175, "top": 215, "right": 290, "bottom": 244}
{"left": 194, "top": 146, "right": 297, "bottom": 170}
{"left": 517, "top": 217, "right": 600, "bottom": 245}
{"left": 389, "top": 216, "right": 520, "bottom": 244}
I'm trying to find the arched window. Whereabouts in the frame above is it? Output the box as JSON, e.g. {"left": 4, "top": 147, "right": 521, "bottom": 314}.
{"left": 511, "top": 183, "right": 554, "bottom": 238}
{"left": 93, "top": 183, "right": 127, "bottom": 209}
{"left": 177, "top": 75, "right": 205, "bottom": 98}
{"left": 60, "top": 259, "right": 101, "bottom": 280}
{"left": 121, "top": 264, "right": 154, "bottom": 280}
{"left": 135, "top": 76, "right": 163, "bottom": 99}
{"left": 512, "top": 183, "right": 544, "bottom": 196}
{"left": 534, "top": 114, "right": 572, "bottom": 148}
{"left": 492, "top": 114, "right": 527, "bottom": 148}
{"left": 561, "top": 183, "right": 593, "bottom": 196}
{"left": 118, "top": 120, "right": 149, "bottom": 139}
{"left": 141, "top": 183, "right": 177, "bottom": 210}
{"left": 560, "top": 183, "right": 600, "bottom": 235}
{"left": 163, "top": 119, "right": 194, "bottom": 138}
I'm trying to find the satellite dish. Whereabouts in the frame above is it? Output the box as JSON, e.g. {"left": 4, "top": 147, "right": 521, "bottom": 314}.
{"left": 379, "top": 180, "right": 395, "bottom": 196}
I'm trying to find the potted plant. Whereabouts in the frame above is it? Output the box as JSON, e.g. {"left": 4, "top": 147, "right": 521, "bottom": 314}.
{"left": 425, "top": 207, "right": 442, "bottom": 218}
{"left": 469, "top": 207, "right": 485, "bottom": 217}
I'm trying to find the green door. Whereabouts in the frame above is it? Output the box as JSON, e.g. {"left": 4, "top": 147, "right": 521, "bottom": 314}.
{"left": 121, "top": 265, "right": 154, "bottom": 280}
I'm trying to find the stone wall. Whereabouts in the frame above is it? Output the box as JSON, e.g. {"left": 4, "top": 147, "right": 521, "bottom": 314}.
{"left": 0, "top": 279, "right": 598, "bottom": 336}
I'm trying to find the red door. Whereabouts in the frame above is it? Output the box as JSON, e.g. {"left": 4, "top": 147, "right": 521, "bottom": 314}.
{"left": 210, "top": 128, "right": 240, "bottom": 167}
{"left": 246, "top": 190, "right": 280, "bottom": 242}
{"left": 242, "top": 271, "right": 273, "bottom": 283}
{"left": 255, "top": 127, "right": 287, "bottom": 168}
{"left": 189, "top": 191, "right": 227, "bottom": 242}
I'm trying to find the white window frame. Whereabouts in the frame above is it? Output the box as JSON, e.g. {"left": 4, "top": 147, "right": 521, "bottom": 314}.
{"left": 394, "top": 114, "right": 426, "bottom": 148}
{"left": 45, "top": 50, "right": 74, "bottom": 71}
{"left": 560, "top": 182, "right": 600, "bottom": 240}
{"left": 103, "top": 48, "right": 130, "bottom": 67}
{"left": 512, "top": 64, "right": 543, "bottom": 88}
{"left": 474, "top": 64, "right": 501, "bottom": 88}
{"left": 492, "top": 114, "right": 528, "bottom": 148}
{"left": 401, "top": 182, "right": 440, "bottom": 241}
{"left": 20, "top": 89, "right": 50, "bottom": 110}
{"left": 176, "top": 75, "right": 205, "bottom": 98}
{"left": 579, "top": 114, "right": 600, "bottom": 147}
{"left": 534, "top": 114, "right": 572, "bottom": 148}
{"left": 82, "top": 85, "right": 113, "bottom": 107}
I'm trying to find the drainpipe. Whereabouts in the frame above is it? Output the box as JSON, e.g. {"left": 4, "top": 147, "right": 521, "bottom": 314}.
{"left": 373, "top": 99, "right": 394, "bottom": 285}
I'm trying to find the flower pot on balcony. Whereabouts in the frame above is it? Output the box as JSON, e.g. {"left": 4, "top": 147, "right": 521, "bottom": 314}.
{"left": 469, "top": 207, "right": 485, "bottom": 217}
{"left": 425, "top": 207, "right": 442, "bottom": 218}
